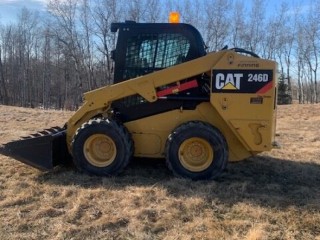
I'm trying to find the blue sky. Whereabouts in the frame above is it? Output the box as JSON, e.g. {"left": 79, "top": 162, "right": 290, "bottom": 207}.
{"left": 0, "top": 0, "right": 311, "bottom": 25}
{"left": 0, "top": 0, "right": 47, "bottom": 24}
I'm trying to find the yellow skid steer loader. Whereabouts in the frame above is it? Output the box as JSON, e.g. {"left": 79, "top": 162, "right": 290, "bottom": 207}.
{"left": 0, "top": 21, "right": 278, "bottom": 180}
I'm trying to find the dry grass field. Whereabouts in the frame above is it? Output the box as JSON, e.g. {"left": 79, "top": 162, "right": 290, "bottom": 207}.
{"left": 0, "top": 104, "right": 319, "bottom": 240}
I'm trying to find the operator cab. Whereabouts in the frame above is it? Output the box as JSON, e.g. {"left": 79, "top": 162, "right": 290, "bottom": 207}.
{"left": 111, "top": 21, "right": 208, "bottom": 122}
{"left": 111, "top": 21, "right": 207, "bottom": 83}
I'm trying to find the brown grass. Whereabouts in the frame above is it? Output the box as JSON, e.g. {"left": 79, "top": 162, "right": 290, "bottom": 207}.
{"left": 0, "top": 104, "right": 319, "bottom": 240}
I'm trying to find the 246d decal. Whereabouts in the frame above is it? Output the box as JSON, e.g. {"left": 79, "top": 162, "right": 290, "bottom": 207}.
{"left": 212, "top": 70, "right": 273, "bottom": 93}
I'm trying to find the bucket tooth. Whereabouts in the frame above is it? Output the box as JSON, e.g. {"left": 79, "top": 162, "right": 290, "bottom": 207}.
{"left": 21, "top": 136, "right": 32, "bottom": 140}
{"left": 39, "top": 130, "right": 50, "bottom": 135}
{"left": 31, "top": 133, "right": 41, "bottom": 137}
{"left": 45, "top": 128, "right": 59, "bottom": 134}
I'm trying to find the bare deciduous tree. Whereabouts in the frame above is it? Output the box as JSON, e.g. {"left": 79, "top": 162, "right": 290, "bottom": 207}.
{"left": 0, "top": 0, "right": 319, "bottom": 108}
{"left": 204, "top": 0, "right": 231, "bottom": 51}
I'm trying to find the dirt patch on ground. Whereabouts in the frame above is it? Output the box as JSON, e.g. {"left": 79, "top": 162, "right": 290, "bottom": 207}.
{"left": 0, "top": 104, "right": 319, "bottom": 239}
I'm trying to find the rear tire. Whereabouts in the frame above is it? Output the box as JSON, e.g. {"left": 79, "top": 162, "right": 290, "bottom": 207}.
{"left": 72, "top": 118, "right": 133, "bottom": 176}
{"left": 165, "top": 121, "right": 228, "bottom": 180}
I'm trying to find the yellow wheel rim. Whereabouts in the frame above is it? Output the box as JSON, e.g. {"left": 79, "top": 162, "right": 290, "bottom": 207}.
{"left": 178, "top": 137, "right": 214, "bottom": 172}
{"left": 83, "top": 134, "right": 117, "bottom": 167}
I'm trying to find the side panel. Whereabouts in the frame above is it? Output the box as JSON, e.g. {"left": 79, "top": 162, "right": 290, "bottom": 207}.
{"left": 124, "top": 103, "right": 253, "bottom": 161}
{"left": 210, "top": 53, "right": 277, "bottom": 153}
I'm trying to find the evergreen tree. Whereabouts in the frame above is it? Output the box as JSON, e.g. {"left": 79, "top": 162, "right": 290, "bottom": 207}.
{"left": 277, "top": 74, "right": 292, "bottom": 105}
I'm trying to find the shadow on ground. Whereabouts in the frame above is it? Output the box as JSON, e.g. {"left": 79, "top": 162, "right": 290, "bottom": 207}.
{"left": 36, "top": 156, "right": 320, "bottom": 209}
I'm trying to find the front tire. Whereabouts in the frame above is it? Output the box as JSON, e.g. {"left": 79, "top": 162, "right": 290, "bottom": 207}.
{"left": 165, "top": 121, "right": 228, "bottom": 180}
{"left": 72, "top": 118, "right": 133, "bottom": 176}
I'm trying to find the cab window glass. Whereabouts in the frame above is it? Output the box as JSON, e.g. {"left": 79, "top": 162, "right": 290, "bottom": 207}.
{"left": 124, "top": 33, "right": 190, "bottom": 79}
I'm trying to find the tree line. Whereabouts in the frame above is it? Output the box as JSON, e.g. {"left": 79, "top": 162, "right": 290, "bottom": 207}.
{"left": 0, "top": 0, "right": 319, "bottom": 109}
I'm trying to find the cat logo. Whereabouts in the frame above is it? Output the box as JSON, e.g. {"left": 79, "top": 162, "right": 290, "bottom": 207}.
{"left": 215, "top": 73, "right": 243, "bottom": 90}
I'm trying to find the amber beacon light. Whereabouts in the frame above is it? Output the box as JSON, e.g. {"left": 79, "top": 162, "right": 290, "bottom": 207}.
{"left": 169, "top": 12, "right": 180, "bottom": 23}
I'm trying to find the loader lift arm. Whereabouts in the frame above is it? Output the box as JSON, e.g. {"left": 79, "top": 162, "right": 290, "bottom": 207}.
{"left": 66, "top": 50, "right": 226, "bottom": 146}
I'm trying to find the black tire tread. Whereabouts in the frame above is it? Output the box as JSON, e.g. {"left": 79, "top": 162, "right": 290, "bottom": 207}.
{"left": 165, "top": 121, "right": 228, "bottom": 180}
{"left": 71, "top": 118, "right": 133, "bottom": 176}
